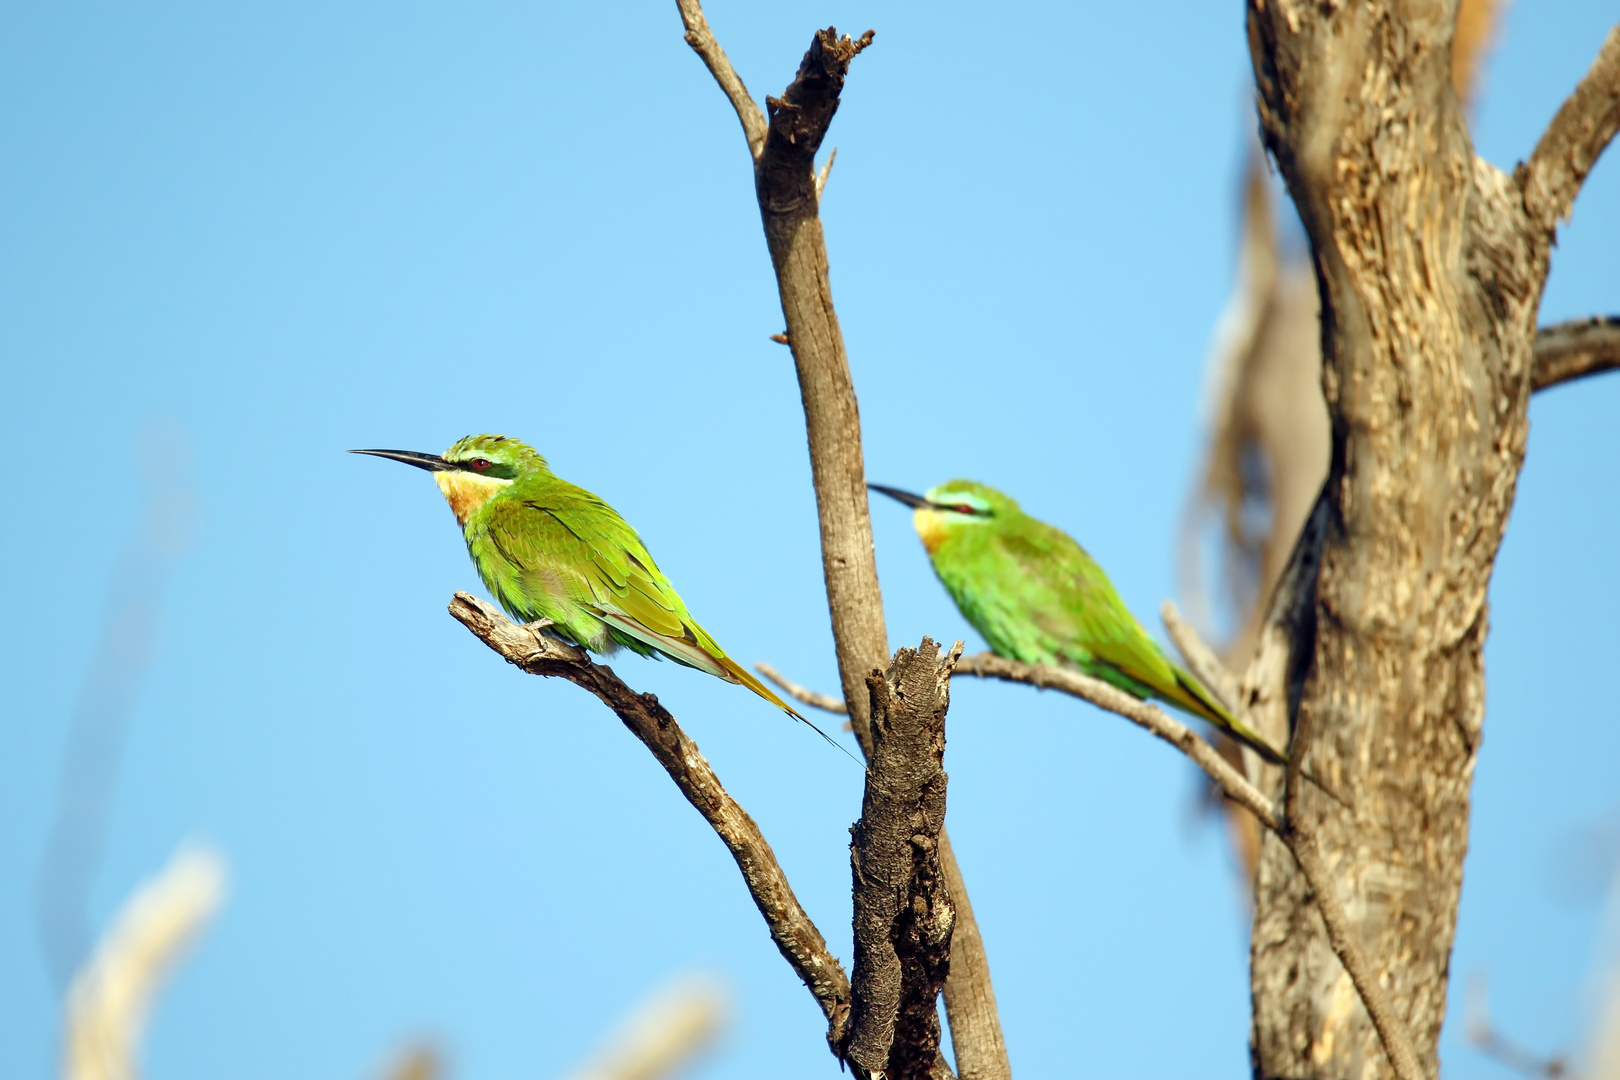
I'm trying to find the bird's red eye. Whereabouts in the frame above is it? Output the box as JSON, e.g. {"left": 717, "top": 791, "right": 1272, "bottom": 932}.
{"left": 952, "top": 503, "right": 978, "bottom": 515}
{"left": 472, "top": 458, "right": 491, "bottom": 470}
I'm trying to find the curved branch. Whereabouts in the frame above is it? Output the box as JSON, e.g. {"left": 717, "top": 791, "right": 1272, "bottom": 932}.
{"left": 846, "top": 640, "right": 959, "bottom": 1079}
{"left": 1531, "top": 315, "right": 1620, "bottom": 391}
{"left": 1282, "top": 687, "right": 1427, "bottom": 1080}
{"left": 676, "top": 10, "right": 1002, "bottom": 1075}
{"left": 756, "top": 662, "right": 847, "bottom": 714}
{"left": 674, "top": 0, "right": 767, "bottom": 160}
{"left": 952, "top": 653, "right": 1279, "bottom": 831}
{"left": 956, "top": 645, "right": 1425, "bottom": 1078}
{"left": 1160, "top": 600, "right": 1241, "bottom": 712}
{"left": 1519, "top": 25, "right": 1620, "bottom": 232}
{"left": 448, "top": 592, "right": 852, "bottom": 1035}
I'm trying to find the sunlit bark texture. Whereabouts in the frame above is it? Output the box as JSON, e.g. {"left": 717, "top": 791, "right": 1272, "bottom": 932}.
{"left": 1243, "top": 6, "right": 1619, "bottom": 1078}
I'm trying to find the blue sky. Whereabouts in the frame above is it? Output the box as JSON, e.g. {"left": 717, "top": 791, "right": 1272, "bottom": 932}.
{"left": 2, "top": 1, "right": 1616, "bottom": 1077}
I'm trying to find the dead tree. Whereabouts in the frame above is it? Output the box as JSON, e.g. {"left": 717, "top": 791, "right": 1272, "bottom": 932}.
{"left": 442, "top": 6, "right": 1618, "bottom": 1080}
{"left": 1238, "top": 8, "right": 1620, "bottom": 1079}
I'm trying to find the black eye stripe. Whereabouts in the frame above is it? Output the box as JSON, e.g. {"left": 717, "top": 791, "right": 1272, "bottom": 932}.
{"left": 452, "top": 458, "right": 517, "bottom": 479}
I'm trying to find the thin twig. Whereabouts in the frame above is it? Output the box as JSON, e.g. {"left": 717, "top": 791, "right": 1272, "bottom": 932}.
{"left": 1532, "top": 315, "right": 1620, "bottom": 391}
{"left": 449, "top": 593, "right": 852, "bottom": 1035}
{"left": 561, "top": 974, "right": 730, "bottom": 1080}
{"left": 953, "top": 653, "right": 1279, "bottom": 831}
{"left": 1518, "top": 25, "right": 1620, "bottom": 232}
{"left": 673, "top": 0, "right": 767, "bottom": 161}
{"left": 815, "top": 146, "right": 838, "bottom": 201}
{"left": 936, "top": 833, "right": 1010, "bottom": 1080}
{"left": 1160, "top": 599, "right": 1241, "bottom": 711}
{"left": 677, "top": 10, "right": 996, "bottom": 1074}
{"left": 1464, "top": 972, "right": 1573, "bottom": 1079}
{"left": 756, "top": 662, "right": 847, "bottom": 714}
{"left": 1282, "top": 685, "right": 1428, "bottom": 1080}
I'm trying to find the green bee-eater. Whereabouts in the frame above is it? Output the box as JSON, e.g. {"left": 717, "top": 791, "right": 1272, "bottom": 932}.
{"left": 352, "top": 434, "right": 813, "bottom": 728}
{"left": 871, "top": 480, "right": 1284, "bottom": 763}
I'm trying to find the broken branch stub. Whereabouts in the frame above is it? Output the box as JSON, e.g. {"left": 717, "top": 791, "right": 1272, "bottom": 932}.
{"left": 845, "top": 638, "right": 960, "bottom": 1079}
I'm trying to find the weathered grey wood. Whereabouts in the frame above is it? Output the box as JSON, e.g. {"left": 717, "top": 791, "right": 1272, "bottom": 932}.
{"left": 674, "top": 12, "right": 1009, "bottom": 1077}
{"left": 1533, "top": 315, "right": 1620, "bottom": 391}
{"left": 1243, "top": 9, "right": 1620, "bottom": 1078}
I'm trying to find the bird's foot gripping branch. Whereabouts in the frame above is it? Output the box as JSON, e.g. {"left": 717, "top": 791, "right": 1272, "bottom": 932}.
{"left": 449, "top": 591, "right": 962, "bottom": 1079}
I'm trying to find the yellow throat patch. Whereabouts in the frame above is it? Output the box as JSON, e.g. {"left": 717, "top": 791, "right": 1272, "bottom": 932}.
{"left": 435, "top": 470, "right": 511, "bottom": 525}
{"left": 913, "top": 508, "right": 949, "bottom": 555}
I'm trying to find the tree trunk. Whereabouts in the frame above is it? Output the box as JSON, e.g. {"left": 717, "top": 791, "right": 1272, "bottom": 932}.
{"left": 1242, "top": 5, "right": 1618, "bottom": 1077}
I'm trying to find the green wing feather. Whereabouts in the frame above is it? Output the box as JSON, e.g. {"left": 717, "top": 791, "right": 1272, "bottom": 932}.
{"left": 934, "top": 514, "right": 1283, "bottom": 763}
{"left": 468, "top": 481, "right": 808, "bottom": 724}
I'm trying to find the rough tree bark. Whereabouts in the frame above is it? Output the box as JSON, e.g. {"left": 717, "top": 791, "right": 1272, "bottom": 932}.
{"left": 1242, "top": 9, "right": 1620, "bottom": 1079}
{"left": 450, "top": 593, "right": 965, "bottom": 1076}
{"left": 846, "top": 639, "right": 960, "bottom": 1080}
{"left": 674, "top": 9, "right": 1012, "bottom": 1077}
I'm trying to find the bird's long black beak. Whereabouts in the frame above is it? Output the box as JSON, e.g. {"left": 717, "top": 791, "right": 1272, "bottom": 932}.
{"left": 868, "top": 483, "right": 932, "bottom": 510}
{"left": 348, "top": 448, "right": 451, "bottom": 472}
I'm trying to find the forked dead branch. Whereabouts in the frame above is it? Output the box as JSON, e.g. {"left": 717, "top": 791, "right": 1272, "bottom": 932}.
{"left": 671, "top": 5, "right": 1011, "bottom": 1078}
{"left": 450, "top": 595, "right": 962, "bottom": 1079}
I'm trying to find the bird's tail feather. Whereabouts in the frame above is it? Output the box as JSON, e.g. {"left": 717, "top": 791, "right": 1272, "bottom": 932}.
{"left": 716, "top": 655, "right": 856, "bottom": 760}
{"left": 1169, "top": 668, "right": 1287, "bottom": 765}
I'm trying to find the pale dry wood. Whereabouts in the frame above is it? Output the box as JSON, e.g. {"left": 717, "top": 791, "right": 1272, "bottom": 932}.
{"left": 561, "top": 974, "right": 729, "bottom": 1080}
{"left": 64, "top": 847, "right": 225, "bottom": 1080}
{"left": 1520, "top": 26, "right": 1620, "bottom": 233}
{"left": 815, "top": 146, "right": 838, "bottom": 201}
{"left": 846, "top": 640, "right": 960, "bottom": 1080}
{"left": 935, "top": 833, "right": 1010, "bottom": 1080}
{"left": 1241, "top": 8, "right": 1620, "bottom": 1078}
{"left": 673, "top": 0, "right": 766, "bottom": 160}
{"left": 1281, "top": 700, "right": 1427, "bottom": 1080}
{"left": 448, "top": 593, "right": 853, "bottom": 1036}
{"left": 755, "top": 661, "right": 847, "bottom": 714}
{"left": 1161, "top": 599, "right": 1241, "bottom": 713}
{"left": 752, "top": 24, "right": 883, "bottom": 758}
{"left": 677, "top": 9, "right": 1008, "bottom": 1076}
{"left": 1532, "top": 316, "right": 1620, "bottom": 391}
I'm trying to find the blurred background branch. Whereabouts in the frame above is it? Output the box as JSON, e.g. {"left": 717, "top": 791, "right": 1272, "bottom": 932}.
{"left": 1464, "top": 971, "right": 1574, "bottom": 1078}
{"left": 37, "top": 421, "right": 199, "bottom": 988}
{"left": 560, "top": 974, "right": 729, "bottom": 1080}
{"left": 62, "top": 845, "right": 225, "bottom": 1080}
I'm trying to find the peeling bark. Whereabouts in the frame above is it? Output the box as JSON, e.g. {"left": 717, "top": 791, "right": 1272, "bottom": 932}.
{"left": 1243, "top": 8, "right": 1619, "bottom": 1079}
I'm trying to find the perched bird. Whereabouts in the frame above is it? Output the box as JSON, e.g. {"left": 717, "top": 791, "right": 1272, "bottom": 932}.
{"left": 353, "top": 434, "right": 817, "bottom": 731}
{"left": 870, "top": 480, "right": 1285, "bottom": 763}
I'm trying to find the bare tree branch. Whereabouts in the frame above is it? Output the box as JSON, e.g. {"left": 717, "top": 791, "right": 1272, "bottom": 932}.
{"left": 1281, "top": 698, "right": 1429, "bottom": 1080}
{"left": 561, "top": 973, "right": 730, "bottom": 1080}
{"left": 753, "top": 23, "right": 882, "bottom": 756}
{"left": 676, "top": 10, "right": 1009, "bottom": 1075}
{"left": 674, "top": 0, "right": 766, "bottom": 161}
{"left": 935, "top": 834, "right": 1009, "bottom": 1080}
{"left": 448, "top": 593, "right": 853, "bottom": 1038}
{"left": 1533, "top": 316, "right": 1620, "bottom": 391}
{"left": 1160, "top": 600, "right": 1241, "bottom": 713}
{"left": 952, "top": 653, "right": 1279, "bottom": 832}
{"left": 1519, "top": 25, "right": 1620, "bottom": 233}
{"left": 952, "top": 630, "right": 1417, "bottom": 1078}
{"left": 846, "top": 639, "right": 960, "bottom": 1080}
{"left": 64, "top": 847, "right": 225, "bottom": 1080}
{"left": 815, "top": 146, "right": 838, "bottom": 202}
{"left": 1464, "top": 972, "right": 1573, "bottom": 1079}
{"left": 756, "top": 662, "right": 847, "bottom": 714}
